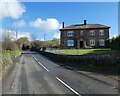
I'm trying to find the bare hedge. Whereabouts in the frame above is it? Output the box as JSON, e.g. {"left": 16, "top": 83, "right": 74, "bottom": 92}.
{"left": 39, "top": 51, "right": 120, "bottom": 67}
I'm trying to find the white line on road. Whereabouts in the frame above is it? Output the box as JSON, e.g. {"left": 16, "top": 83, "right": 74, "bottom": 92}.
{"left": 56, "top": 77, "right": 81, "bottom": 96}
{"left": 34, "top": 57, "right": 37, "bottom": 61}
{"left": 38, "top": 62, "right": 49, "bottom": 72}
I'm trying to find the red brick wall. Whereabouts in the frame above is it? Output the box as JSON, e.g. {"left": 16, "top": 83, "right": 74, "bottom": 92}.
{"left": 60, "top": 28, "right": 109, "bottom": 48}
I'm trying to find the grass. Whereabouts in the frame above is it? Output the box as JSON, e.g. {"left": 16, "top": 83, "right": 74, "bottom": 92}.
{"left": 46, "top": 48, "right": 118, "bottom": 55}
{"left": 1, "top": 50, "right": 21, "bottom": 79}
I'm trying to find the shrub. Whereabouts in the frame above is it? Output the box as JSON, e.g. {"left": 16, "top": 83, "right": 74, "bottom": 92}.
{"left": 110, "top": 35, "right": 120, "bottom": 50}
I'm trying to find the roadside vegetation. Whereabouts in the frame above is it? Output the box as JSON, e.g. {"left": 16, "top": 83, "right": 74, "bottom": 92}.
{"left": 46, "top": 48, "right": 119, "bottom": 55}
{"left": 1, "top": 38, "right": 23, "bottom": 78}
{"left": 1, "top": 33, "right": 120, "bottom": 80}
{"left": 2, "top": 50, "right": 21, "bottom": 77}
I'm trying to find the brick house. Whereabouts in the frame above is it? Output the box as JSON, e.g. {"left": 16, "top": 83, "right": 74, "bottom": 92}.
{"left": 59, "top": 20, "right": 110, "bottom": 48}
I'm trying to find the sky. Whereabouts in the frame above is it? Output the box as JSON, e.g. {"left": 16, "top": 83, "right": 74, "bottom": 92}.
{"left": 1, "top": 1, "right": 119, "bottom": 41}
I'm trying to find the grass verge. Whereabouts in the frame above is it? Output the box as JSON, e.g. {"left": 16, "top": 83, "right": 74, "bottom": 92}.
{"left": 46, "top": 48, "right": 119, "bottom": 55}
{"left": 1, "top": 50, "right": 21, "bottom": 79}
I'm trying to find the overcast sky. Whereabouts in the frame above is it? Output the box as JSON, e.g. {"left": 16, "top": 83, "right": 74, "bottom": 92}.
{"left": 1, "top": 1, "right": 119, "bottom": 40}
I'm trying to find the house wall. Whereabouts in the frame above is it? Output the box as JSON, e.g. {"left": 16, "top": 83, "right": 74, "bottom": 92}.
{"left": 60, "top": 28, "right": 109, "bottom": 48}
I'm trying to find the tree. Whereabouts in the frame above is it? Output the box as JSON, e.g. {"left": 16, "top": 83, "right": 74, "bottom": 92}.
{"left": 30, "top": 40, "right": 44, "bottom": 51}
{"left": 110, "top": 35, "right": 120, "bottom": 50}
{"left": 2, "top": 38, "right": 19, "bottom": 51}
{"left": 16, "top": 37, "right": 29, "bottom": 50}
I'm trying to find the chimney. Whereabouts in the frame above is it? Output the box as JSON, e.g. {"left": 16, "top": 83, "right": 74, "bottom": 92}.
{"left": 62, "top": 22, "right": 64, "bottom": 28}
{"left": 84, "top": 20, "right": 87, "bottom": 25}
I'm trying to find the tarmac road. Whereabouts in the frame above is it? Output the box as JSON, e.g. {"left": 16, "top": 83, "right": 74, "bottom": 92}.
{"left": 2, "top": 51, "right": 118, "bottom": 95}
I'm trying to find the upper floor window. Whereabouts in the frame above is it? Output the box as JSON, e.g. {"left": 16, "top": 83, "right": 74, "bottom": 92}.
{"left": 99, "top": 39, "right": 105, "bottom": 46}
{"left": 99, "top": 30, "right": 104, "bottom": 35}
{"left": 67, "top": 31, "right": 74, "bottom": 37}
{"left": 80, "top": 31, "right": 84, "bottom": 36}
{"left": 90, "top": 39, "right": 95, "bottom": 46}
{"left": 67, "top": 40, "right": 74, "bottom": 46}
{"left": 89, "top": 30, "right": 95, "bottom": 36}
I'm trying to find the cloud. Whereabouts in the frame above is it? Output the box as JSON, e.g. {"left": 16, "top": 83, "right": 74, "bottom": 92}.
{"left": 17, "top": 32, "right": 31, "bottom": 40}
{"left": 36, "top": 38, "right": 44, "bottom": 41}
{"left": 12, "top": 20, "right": 26, "bottom": 28}
{"left": 0, "top": 0, "right": 26, "bottom": 19}
{"left": 110, "top": 33, "right": 119, "bottom": 39}
{"left": 29, "top": 18, "right": 62, "bottom": 33}
{"left": 53, "top": 32, "right": 60, "bottom": 39}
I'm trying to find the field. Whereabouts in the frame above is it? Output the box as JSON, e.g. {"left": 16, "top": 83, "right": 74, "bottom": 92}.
{"left": 46, "top": 48, "right": 118, "bottom": 55}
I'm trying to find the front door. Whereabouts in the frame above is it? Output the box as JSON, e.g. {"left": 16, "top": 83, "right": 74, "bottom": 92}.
{"left": 80, "top": 41, "right": 84, "bottom": 48}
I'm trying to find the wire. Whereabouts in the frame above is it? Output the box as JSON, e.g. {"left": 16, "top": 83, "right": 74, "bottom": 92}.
{"left": 3, "top": 0, "right": 19, "bottom": 39}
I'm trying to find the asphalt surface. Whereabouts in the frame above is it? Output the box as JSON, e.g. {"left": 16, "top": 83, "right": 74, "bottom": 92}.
{"left": 2, "top": 51, "right": 118, "bottom": 95}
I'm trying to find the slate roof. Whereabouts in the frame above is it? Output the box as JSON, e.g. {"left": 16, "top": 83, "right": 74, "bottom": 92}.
{"left": 60, "top": 24, "right": 110, "bottom": 31}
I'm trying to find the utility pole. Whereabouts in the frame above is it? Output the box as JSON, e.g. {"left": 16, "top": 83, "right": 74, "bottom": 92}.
{"left": 44, "top": 33, "right": 46, "bottom": 42}
{"left": 44, "top": 33, "right": 46, "bottom": 51}
{"left": 16, "top": 31, "right": 18, "bottom": 40}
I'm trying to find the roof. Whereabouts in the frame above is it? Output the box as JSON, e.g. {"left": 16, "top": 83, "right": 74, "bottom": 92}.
{"left": 60, "top": 24, "right": 111, "bottom": 31}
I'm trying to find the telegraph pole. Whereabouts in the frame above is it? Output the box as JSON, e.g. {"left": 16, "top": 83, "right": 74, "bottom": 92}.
{"left": 44, "top": 33, "right": 46, "bottom": 42}
{"left": 16, "top": 31, "right": 18, "bottom": 40}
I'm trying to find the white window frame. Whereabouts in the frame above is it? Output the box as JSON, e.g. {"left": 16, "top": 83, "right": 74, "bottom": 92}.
{"left": 89, "top": 30, "right": 95, "bottom": 36}
{"left": 67, "top": 40, "right": 74, "bottom": 46}
{"left": 99, "top": 39, "right": 105, "bottom": 46}
{"left": 90, "top": 39, "right": 95, "bottom": 46}
{"left": 99, "top": 30, "right": 104, "bottom": 35}
{"left": 67, "top": 31, "right": 74, "bottom": 37}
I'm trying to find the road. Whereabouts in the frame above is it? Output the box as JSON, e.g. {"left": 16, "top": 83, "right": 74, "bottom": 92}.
{"left": 2, "top": 51, "right": 118, "bottom": 95}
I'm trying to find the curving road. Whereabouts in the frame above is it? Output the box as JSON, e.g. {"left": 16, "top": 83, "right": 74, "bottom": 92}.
{"left": 2, "top": 51, "right": 118, "bottom": 95}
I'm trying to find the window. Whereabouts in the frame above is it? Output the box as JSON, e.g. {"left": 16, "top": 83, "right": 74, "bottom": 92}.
{"left": 89, "top": 30, "right": 95, "bottom": 36}
{"left": 90, "top": 39, "right": 95, "bottom": 46}
{"left": 99, "top": 39, "right": 105, "bottom": 46}
{"left": 99, "top": 30, "right": 104, "bottom": 35}
{"left": 67, "top": 40, "right": 74, "bottom": 46}
{"left": 67, "top": 31, "right": 74, "bottom": 37}
{"left": 80, "top": 31, "right": 84, "bottom": 36}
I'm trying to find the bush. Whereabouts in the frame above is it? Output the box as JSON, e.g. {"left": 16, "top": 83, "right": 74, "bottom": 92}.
{"left": 39, "top": 51, "right": 120, "bottom": 70}
{"left": 2, "top": 39, "right": 19, "bottom": 51}
{"left": 110, "top": 35, "right": 120, "bottom": 50}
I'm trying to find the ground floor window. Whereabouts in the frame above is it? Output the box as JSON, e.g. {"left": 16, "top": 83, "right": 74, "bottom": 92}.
{"left": 99, "top": 39, "right": 105, "bottom": 46}
{"left": 67, "top": 40, "right": 74, "bottom": 46}
{"left": 90, "top": 39, "right": 95, "bottom": 46}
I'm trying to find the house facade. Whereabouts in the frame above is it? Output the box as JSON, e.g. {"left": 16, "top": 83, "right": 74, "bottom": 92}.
{"left": 60, "top": 20, "right": 110, "bottom": 48}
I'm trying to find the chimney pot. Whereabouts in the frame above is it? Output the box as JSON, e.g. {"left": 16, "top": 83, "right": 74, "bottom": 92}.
{"left": 62, "top": 22, "right": 64, "bottom": 28}
{"left": 84, "top": 20, "right": 87, "bottom": 25}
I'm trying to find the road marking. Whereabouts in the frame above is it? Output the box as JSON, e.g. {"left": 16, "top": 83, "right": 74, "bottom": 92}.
{"left": 32, "top": 56, "right": 49, "bottom": 71}
{"left": 34, "top": 57, "right": 37, "bottom": 61}
{"left": 56, "top": 77, "right": 81, "bottom": 96}
{"left": 38, "top": 62, "right": 49, "bottom": 72}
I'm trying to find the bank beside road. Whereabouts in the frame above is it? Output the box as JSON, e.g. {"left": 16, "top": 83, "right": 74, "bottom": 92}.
{"left": 1, "top": 50, "right": 21, "bottom": 79}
